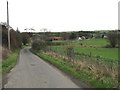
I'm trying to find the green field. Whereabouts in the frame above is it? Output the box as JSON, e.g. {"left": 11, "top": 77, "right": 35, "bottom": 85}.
{"left": 53, "top": 38, "right": 109, "bottom": 47}
{"left": 75, "top": 38, "right": 109, "bottom": 47}
{"left": 50, "top": 39, "right": 118, "bottom": 61}
{"left": 74, "top": 47, "right": 118, "bottom": 60}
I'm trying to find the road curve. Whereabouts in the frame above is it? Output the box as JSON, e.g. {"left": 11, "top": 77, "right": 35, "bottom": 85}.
{"left": 4, "top": 47, "right": 81, "bottom": 88}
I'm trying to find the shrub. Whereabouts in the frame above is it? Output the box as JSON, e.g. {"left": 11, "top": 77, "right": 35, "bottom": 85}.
{"left": 21, "top": 33, "right": 30, "bottom": 46}
{"left": 107, "top": 32, "right": 119, "bottom": 48}
{"left": 69, "top": 32, "right": 77, "bottom": 40}
{"left": 32, "top": 39, "right": 47, "bottom": 51}
{"left": 32, "top": 35, "right": 50, "bottom": 51}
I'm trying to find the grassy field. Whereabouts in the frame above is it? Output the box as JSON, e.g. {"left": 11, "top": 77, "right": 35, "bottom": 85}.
{"left": 74, "top": 47, "right": 118, "bottom": 60}
{"left": 53, "top": 38, "right": 109, "bottom": 47}
{"left": 2, "top": 49, "right": 20, "bottom": 75}
{"left": 50, "top": 38, "right": 118, "bottom": 61}
{"left": 75, "top": 38, "right": 109, "bottom": 47}
{"left": 50, "top": 46, "right": 118, "bottom": 61}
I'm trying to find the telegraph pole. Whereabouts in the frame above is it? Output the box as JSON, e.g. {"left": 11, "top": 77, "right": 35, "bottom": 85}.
{"left": 7, "top": 1, "right": 10, "bottom": 50}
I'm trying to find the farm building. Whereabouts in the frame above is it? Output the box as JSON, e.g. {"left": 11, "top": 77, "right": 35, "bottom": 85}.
{"left": 49, "top": 36, "right": 63, "bottom": 40}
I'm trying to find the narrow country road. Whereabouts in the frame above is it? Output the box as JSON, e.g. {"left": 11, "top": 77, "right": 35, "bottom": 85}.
{"left": 3, "top": 47, "right": 83, "bottom": 88}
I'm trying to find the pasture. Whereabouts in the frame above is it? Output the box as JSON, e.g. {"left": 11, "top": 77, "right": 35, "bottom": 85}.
{"left": 75, "top": 38, "right": 109, "bottom": 47}
{"left": 50, "top": 38, "right": 118, "bottom": 61}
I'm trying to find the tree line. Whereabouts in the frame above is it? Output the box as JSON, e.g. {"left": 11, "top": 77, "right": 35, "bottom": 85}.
{"left": 31, "top": 30, "right": 120, "bottom": 52}
{"left": 2, "top": 24, "right": 119, "bottom": 51}
{"left": 2, "top": 24, "right": 30, "bottom": 50}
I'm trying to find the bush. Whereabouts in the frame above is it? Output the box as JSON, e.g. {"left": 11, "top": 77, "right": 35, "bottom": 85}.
{"left": 69, "top": 32, "right": 77, "bottom": 40}
{"left": 21, "top": 33, "right": 30, "bottom": 46}
{"left": 32, "top": 39, "right": 47, "bottom": 51}
{"left": 32, "top": 35, "right": 50, "bottom": 51}
{"left": 107, "top": 31, "right": 119, "bottom": 48}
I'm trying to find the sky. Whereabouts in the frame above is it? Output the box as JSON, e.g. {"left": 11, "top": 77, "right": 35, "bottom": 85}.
{"left": 0, "top": 0, "right": 119, "bottom": 32}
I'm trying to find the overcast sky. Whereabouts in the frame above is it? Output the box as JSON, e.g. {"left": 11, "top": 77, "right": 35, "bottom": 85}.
{"left": 0, "top": 0, "right": 119, "bottom": 32}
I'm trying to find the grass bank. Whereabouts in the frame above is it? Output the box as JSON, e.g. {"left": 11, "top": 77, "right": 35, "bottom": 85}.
{"left": 2, "top": 49, "right": 20, "bottom": 75}
{"left": 31, "top": 49, "right": 117, "bottom": 89}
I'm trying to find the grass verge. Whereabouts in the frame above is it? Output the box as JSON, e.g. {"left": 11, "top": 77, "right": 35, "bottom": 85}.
{"left": 2, "top": 49, "right": 20, "bottom": 75}
{"left": 31, "top": 49, "right": 118, "bottom": 89}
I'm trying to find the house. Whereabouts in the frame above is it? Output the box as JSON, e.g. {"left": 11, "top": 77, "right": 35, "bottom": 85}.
{"left": 78, "top": 37, "right": 82, "bottom": 40}
{"left": 78, "top": 36, "right": 86, "bottom": 40}
{"left": 103, "top": 35, "right": 108, "bottom": 39}
{"left": 81, "top": 36, "right": 86, "bottom": 40}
